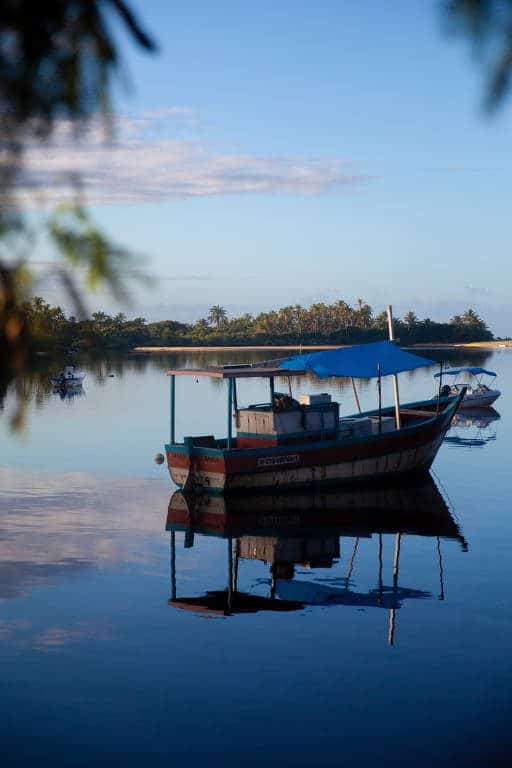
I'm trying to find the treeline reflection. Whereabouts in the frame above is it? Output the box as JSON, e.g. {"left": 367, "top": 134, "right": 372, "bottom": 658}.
{"left": 0, "top": 348, "right": 495, "bottom": 415}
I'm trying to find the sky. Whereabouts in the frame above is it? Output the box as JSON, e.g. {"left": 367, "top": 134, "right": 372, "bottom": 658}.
{"left": 27, "top": 0, "right": 512, "bottom": 333}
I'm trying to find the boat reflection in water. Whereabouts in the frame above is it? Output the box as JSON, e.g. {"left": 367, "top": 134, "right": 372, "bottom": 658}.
{"left": 166, "top": 477, "right": 467, "bottom": 645}
{"left": 51, "top": 383, "right": 86, "bottom": 402}
{"left": 445, "top": 407, "right": 500, "bottom": 449}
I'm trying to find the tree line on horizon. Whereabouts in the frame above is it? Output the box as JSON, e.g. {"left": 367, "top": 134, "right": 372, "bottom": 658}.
{"left": 23, "top": 297, "right": 493, "bottom": 353}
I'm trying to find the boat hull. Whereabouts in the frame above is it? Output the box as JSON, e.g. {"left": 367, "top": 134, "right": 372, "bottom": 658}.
{"left": 459, "top": 390, "right": 500, "bottom": 408}
{"left": 166, "top": 397, "right": 461, "bottom": 494}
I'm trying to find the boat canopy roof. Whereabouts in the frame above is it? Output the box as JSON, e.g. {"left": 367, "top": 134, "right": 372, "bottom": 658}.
{"left": 166, "top": 365, "right": 305, "bottom": 379}
{"left": 434, "top": 366, "right": 496, "bottom": 378}
{"left": 279, "top": 340, "right": 434, "bottom": 379}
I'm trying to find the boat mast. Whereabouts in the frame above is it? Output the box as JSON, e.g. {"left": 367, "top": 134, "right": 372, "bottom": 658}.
{"left": 169, "top": 374, "right": 176, "bottom": 443}
{"left": 386, "top": 305, "right": 401, "bottom": 429}
{"left": 227, "top": 378, "right": 234, "bottom": 449}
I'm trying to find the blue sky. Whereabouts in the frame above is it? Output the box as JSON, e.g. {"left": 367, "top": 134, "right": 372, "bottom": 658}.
{"left": 34, "top": 1, "right": 512, "bottom": 332}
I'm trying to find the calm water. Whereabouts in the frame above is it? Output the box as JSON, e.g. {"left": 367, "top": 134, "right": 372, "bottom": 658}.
{"left": 1, "top": 349, "right": 511, "bottom": 766}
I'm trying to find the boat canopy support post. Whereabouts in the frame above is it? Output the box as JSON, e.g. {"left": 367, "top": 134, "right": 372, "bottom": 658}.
{"left": 233, "top": 378, "right": 238, "bottom": 412}
{"left": 436, "top": 361, "right": 443, "bottom": 414}
{"left": 351, "top": 377, "right": 362, "bottom": 414}
{"left": 227, "top": 378, "right": 234, "bottom": 449}
{"left": 377, "top": 363, "right": 382, "bottom": 435}
{"left": 269, "top": 376, "right": 275, "bottom": 404}
{"left": 386, "top": 305, "right": 401, "bottom": 430}
{"left": 170, "top": 374, "right": 176, "bottom": 444}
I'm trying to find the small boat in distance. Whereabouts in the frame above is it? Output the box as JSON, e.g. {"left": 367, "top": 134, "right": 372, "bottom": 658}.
{"left": 434, "top": 367, "right": 500, "bottom": 409}
{"left": 50, "top": 365, "right": 86, "bottom": 388}
{"left": 165, "top": 334, "right": 465, "bottom": 494}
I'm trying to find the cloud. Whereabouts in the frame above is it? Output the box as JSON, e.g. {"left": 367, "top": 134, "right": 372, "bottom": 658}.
{"left": 10, "top": 110, "right": 366, "bottom": 207}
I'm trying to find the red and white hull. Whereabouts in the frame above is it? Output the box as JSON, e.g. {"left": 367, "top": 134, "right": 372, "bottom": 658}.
{"left": 166, "top": 397, "right": 461, "bottom": 494}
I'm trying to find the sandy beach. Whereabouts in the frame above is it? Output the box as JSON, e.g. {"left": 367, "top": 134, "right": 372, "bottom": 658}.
{"left": 133, "top": 341, "right": 512, "bottom": 353}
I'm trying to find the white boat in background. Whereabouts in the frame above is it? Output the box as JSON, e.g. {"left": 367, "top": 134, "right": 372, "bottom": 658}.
{"left": 50, "top": 365, "right": 86, "bottom": 388}
{"left": 435, "top": 367, "right": 500, "bottom": 409}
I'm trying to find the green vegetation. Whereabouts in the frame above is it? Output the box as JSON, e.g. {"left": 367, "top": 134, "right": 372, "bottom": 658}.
{"left": 24, "top": 298, "right": 493, "bottom": 353}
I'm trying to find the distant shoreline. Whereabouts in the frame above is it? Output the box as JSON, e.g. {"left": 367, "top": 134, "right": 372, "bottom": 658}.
{"left": 133, "top": 341, "right": 511, "bottom": 353}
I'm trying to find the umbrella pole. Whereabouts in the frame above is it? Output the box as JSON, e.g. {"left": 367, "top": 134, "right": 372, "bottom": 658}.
{"left": 386, "top": 305, "right": 401, "bottom": 429}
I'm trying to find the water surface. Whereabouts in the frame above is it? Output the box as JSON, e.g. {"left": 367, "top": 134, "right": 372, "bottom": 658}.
{"left": 1, "top": 349, "right": 511, "bottom": 766}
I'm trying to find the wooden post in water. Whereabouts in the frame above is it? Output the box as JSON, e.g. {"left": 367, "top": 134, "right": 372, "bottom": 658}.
{"left": 351, "top": 377, "right": 362, "bottom": 414}
{"left": 386, "top": 305, "right": 401, "bottom": 430}
{"left": 169, "top": 374, "right": 176, "bottom": 444}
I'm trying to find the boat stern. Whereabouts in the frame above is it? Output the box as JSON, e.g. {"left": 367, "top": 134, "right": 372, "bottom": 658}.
{"left": 165, "top": 437, "right": 228, "bottom": 493}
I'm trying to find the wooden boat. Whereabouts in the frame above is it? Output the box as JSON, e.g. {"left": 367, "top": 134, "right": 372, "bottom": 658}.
{"left": 165, "top": 337, "right": 465, "bottom": 494}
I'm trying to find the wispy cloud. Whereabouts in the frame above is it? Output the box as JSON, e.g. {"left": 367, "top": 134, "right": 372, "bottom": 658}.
{"left": 11, "top": 110, "right": 366, "bottom": 207}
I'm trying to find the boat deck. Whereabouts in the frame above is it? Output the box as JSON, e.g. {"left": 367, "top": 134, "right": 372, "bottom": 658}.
{"left": 175, "top": 399, "right": 447, "bottom": 454}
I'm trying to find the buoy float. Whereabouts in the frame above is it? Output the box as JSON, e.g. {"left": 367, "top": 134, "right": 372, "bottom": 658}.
{"left": 154, "top": 453, "right": 165, "bottom": 465}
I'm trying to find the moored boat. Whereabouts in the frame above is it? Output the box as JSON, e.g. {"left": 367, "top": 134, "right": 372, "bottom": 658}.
{"left": 434, "top": 366, "right": 500, "bottom": 408}
{"left": 164, "top": 337, "right": 465, "bottom": 494}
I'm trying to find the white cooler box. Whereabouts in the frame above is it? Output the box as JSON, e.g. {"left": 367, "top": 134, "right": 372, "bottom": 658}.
{"left": 338, "top": 417, "right": 372, "bottom": 439}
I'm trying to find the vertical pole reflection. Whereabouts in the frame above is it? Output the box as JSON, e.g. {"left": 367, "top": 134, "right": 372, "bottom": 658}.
{"left": 170, "top": 530, "right": 176, "bottom": 601}
{"left": 227, "top": 537, "right": 233, "bottom": 612}
{"left": 378, "top": 533, "right": 383, "bottom": 607}
{"left": 233, "top": 539, "right": 240, "bottom": 593}
{"left": 437, "top": 536, "right": 445, "bottom": 601}
{"left": 388, "top": 532, "right": 402, "bottom": 647}
{"left": 345, "top": 537, "right": 360, "bottom": 586}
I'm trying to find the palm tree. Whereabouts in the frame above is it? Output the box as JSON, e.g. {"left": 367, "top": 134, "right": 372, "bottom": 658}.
{"left": 403, "top": 310, "right": 418, "bottom": 327}
{"left": 355, "top": 298, "right": 373, "bottom": 328}
{"left": 208, "top": 305, "right": 228, "bottom": 329}
{"left": 460, "top": 308, "right": 482, "bottom": 326}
